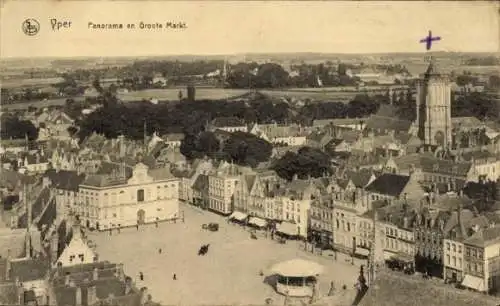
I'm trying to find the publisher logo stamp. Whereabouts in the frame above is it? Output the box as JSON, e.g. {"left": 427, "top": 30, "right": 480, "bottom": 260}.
{"left": 22, "top": 19, "right": 40, "bottom": 36}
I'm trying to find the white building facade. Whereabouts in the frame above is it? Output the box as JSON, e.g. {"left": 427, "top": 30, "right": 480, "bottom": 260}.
{"left": 77, "top": 163, "right": 179, "bottom": 230}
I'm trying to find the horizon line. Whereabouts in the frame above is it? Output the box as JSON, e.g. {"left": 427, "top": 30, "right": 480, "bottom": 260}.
{"left": 2, "top": 51, "right": 499, "bottom": 61}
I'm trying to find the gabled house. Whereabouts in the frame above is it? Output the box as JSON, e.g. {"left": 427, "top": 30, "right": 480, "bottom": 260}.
{"left": 363, "top": 105, "right": 414, "bottom": 137}
{"left": 365, "top": 173, "right": 424, "bottom": 205}
{"left": 163, "top": 133, "right": 185, "bottom": 149}
{"left": 305, "top": 131, "right": 333, "bottom": 150}
{"left": 344, "top": 168, "right": 377, "bottom": 189}
{"left": 420, "top": 156, "right": 476, "bottom": 191}
{"left": 18, "top": 152, "right": 50, "bottom": 174}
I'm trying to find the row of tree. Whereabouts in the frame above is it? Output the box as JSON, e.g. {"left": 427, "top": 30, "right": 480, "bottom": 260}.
{"left": 179, "top": 130, "right": 332, "bottom": 180}
{"left": 180, "top": 131, "right": 273, "bottom": 168}
{"left": 271, "top": 147, "right": 333, "bottom": 181}
{"left": 74, "top": 90, "right": 394, "bottom": 142}
{"left": 0, "top": 114, "right": 38, "bottom": 141}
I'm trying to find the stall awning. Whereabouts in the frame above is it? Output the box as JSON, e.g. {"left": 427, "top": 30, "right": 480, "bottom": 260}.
{"left": 461, "top": 275, "right": 486, "bottom": 292}
{"left": 277, "top": 222, "right": 298, "bottom": 236}
{"left": 248, "top": 217, "right": 267, "bottom": 228}
{"left": 383, "top": 251, "right": 396, "bottom": 261}
{"left": 383, "top": 251, "right": 412, "bottom": 262}
{"left": 354, "top": 248, "right": 370, "bottom": 257}
{"left": 228, "top": 211, "right": 248, "bottom": 222}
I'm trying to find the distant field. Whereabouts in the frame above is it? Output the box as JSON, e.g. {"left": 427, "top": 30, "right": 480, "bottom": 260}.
{"left": 117, "top": 87, "right": 382, "bottom": 103}
{"left": 1, "top": 86, "right": 390, "bottom": 111}
{"left": 0, "top": 77, "right": 64, "bottom": 89}
{"left": 1, "top": 98, "right": 73, "bottom": 111}
{"left": 261, "top": 89, "right": 358, "bottom": 102}
{"left": 117, "top": 88, "right": 251, "bottom": 102}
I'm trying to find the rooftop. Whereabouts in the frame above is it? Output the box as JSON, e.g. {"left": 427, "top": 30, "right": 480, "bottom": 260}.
{"left": 365, "top": 173, "right": 411, "bottom": 197}
{"left": 358, "top": 270, "right": 498, "bottom": 306}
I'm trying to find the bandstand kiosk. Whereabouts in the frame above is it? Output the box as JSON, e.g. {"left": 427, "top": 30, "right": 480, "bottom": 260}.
{"left": 269, "top": 258, "right": 324, "bottom": 297}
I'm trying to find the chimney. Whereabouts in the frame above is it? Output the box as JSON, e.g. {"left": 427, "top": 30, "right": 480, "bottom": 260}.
{"left": 92, "top": 267, "right": 99, "bottom": 281}
{"left": 75, "top": 286, "right": 82, "bottom": 306}
{"left": 87, "top": 285, "right": 97, "bottom": 305}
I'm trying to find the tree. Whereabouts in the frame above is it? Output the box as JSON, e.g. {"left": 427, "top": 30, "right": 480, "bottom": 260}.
{"left": 0, "top": 115, "right": 38, "bottom": 140}
{"left": 197, "top": 131, "right": 220, "bottom": 157}
{"left": 180, "top": 131, "right": 220, "bottom": 160}
{"left": 222, "top": 132, "right": 272, "bottom": 167}
{"left": 67, "top": 126, "right": 78, "bottom": 137}
{"left": 254, "top": 63, "right": 289, "bottom": 88}
{"left": 337, "top": 63, "right": 347, "bottom": 76}
{"left": 92, "top": 78, "right": 103, "bottom": 93}
{"left": 180, "top": 134, "right": 203, "bottom": 160}
{"left": 187, "top": 85, "right": 196, "bottom": 101}
{"left": 272, "top": 147, "right": 332, "bottom": 181}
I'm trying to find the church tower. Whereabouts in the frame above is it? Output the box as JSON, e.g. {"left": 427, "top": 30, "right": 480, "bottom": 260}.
{"left": 416, "top": 59, "right": 452, "bottom": 148}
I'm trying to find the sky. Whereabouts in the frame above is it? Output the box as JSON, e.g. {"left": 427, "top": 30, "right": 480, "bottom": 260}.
{"left": 0, "top": 1, "right": 498, "bottom": 58}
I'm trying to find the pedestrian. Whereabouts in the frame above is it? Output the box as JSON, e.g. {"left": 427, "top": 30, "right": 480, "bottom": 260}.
{"left": 155, "top": 221, "right": 158, "bottom": 228}
{"left": 173, "top": 273, "right": 177, "bottom": 280}
{"left": 159, "top": 248, "right": 162, "bottom": 254}
{"left": 136, "top": 223, "right": 139, "bottom": 231}
{"left": 109, "top": 228, "right": 112, "bottom": 236}
{"left": 139, "top": 272, "right": 144, "bottom": 281}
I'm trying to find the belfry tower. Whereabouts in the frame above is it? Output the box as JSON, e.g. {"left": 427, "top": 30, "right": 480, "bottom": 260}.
{"left": 416, "top": 58, "right": 452, "bottom": 148}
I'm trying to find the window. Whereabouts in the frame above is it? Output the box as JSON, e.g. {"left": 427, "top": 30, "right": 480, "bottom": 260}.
{"left": 458, "top": 245, "right": 462, "bottom": 254}
{"left": 458, "top": 258, "right": 462, "bottom": 268}
{"left": 446, "top": 255, "right": 450, "bottom": 265}
{"left": 452, "top": 256, "right": 456, "bottom": 267}
{"left": 452, "top": 244, "right": 456, "bottom": 252}
{"left": 137, "top": 189, "right": 145, "bottom": 202}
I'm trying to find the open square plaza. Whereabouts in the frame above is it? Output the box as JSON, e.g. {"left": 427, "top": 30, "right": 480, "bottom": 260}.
{"left": 88, "top": 203, "right": 361, "bottom": 305}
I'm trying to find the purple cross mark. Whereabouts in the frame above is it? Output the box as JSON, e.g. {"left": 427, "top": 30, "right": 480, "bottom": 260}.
{"left": 420, "top": 30, "right": 441, "bottom": 50}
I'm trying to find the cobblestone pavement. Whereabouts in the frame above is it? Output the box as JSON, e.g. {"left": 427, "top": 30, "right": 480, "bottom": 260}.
{"left": 88, "top": 203, "right": 360, "bottom": 305}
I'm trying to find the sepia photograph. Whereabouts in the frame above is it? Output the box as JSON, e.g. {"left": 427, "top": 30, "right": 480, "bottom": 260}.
{"left": 0, "top": 1, "right": 499, "bottom": 305}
